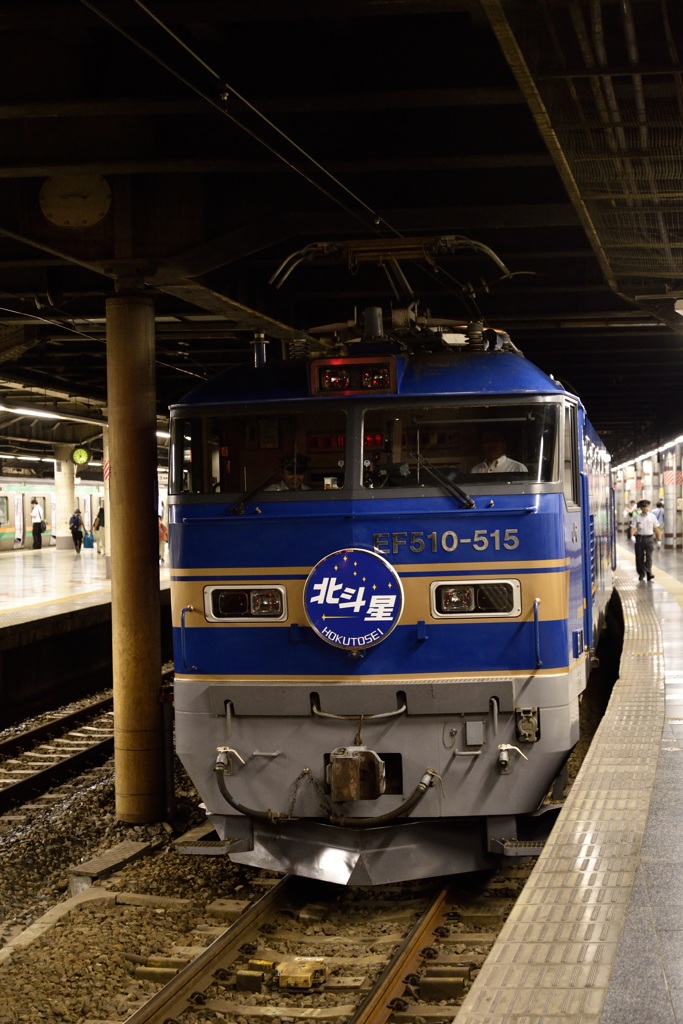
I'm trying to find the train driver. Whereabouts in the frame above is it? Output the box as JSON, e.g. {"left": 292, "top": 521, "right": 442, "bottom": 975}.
{"left": 471, "top": 427, "right": 527, "bottom": 474}
{"left": 266, "top": 455, "right": 311, "bottom": 491}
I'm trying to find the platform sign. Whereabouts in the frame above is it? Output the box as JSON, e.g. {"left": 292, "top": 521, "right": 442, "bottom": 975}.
{"left": 304, "top": 547, "right": 404, "bottom": 650}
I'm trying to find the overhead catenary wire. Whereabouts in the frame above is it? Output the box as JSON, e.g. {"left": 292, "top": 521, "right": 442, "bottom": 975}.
{"left": 0, "top": 303, "right": 100, "bottom": 344}
{"left": 78, "top": 0, "right": 525, "bottom": 320}
{"left": 0, "top": 294, "right": 207, "bottom": 381}
{"left": 80, "top": 0, "right": 402, "bottom": 239}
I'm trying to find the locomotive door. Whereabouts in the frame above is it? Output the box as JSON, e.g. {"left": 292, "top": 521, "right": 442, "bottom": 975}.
{"left": 563, "top": 404, "right": 586, "bottom": 658}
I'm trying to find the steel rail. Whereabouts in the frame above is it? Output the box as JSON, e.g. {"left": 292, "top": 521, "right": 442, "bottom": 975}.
{"left": 347, "top": 880, "right": 459, "bottom": 1024}
{"left": 122, "top": 875, "right": 308, "bottom": 1024}
{"left": 0, "top": 734, "right": 114, "bottom": 813}
{"left": 0, "top": 694, "right": 113, "bottom": 759}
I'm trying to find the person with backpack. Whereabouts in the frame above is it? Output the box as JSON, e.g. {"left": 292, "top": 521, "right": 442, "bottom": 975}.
{"left": 69, "top": 508, "right": 84, "bottom": 553}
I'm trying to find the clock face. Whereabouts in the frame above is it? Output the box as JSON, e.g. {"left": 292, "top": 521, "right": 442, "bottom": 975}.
{"left": 39, "top": 174, "right": 112, "bottom": 228}
{"left": 72, "top": 447, "right": 90, "bottom": 466}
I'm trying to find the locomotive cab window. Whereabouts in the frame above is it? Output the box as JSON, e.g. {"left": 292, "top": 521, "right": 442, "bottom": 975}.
{"left": 170, "top": 408, "right": 346, "bottom": 495}
{"left": 361, "top": 402, "right": 560, "bottom": 489}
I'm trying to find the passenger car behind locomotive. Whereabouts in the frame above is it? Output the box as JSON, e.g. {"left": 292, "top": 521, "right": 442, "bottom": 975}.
{"left": 168, "top": 247, "right": 615, "bottom": 885}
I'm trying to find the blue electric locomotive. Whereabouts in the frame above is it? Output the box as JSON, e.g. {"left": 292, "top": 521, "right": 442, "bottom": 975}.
{"left": 168, "top": 268, "right": 615, "bottom": 885}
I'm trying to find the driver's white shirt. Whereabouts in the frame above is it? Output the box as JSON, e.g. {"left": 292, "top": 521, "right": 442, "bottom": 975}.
{"left": 471, "top": 456, "right": 527, "bottom": 473}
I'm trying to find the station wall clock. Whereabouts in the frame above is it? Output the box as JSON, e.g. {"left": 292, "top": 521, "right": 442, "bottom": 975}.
{"left": 39, "top": 174, "right": 112, "bottom": 228}
{"left": 72, "top": 446, "right": 90, "bottom": 466}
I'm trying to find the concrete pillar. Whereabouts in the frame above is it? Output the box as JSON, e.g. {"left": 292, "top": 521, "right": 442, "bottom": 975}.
{"left": 624, "top": 463, "right": 636, "bottom": 506}
{"left": 677, "top": 443, "right": 683, "bottom": 549}
{"left": 641, "top": 458, "right": 653, "bottom": 502}
{"left": 614, "top": 472, "right": 625, "bottom": 538}
{"left": 106, "top": 292, "right": 165, "bottom": 823}
{"left": 54, "top": 445, "right": 76, "bottom": 550}
{"left": 664, "top": 451, "right": 676, "bottom": 550}
{"left": 101, "top": 424, "right": 112, "bottom": 578}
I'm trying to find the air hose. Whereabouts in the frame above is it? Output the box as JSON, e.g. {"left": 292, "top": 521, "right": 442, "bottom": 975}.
{"left": 329, "top": 769, "right": 437, "bottom": 827}
{"left": 214, "top": 756, "right": 437, "bottom": 828}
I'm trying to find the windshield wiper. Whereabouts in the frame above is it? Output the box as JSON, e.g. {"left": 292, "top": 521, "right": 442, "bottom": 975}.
{"left": 409, "top": 451, "right": 475, "bottom": 508}
{"left": 230, "top": 468, "right": 282, "bottom": 515}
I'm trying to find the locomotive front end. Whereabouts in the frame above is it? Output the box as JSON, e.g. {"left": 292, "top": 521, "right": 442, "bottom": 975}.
{"left": 169, "top": 323, "right": 613, "bottom": 885}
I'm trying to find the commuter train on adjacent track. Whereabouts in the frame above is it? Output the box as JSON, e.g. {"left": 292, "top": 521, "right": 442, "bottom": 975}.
{"left": 0, "top": 475, "right": 105, "bottom": 549}
{"left": 168, "top": 245, "right": 616, "bottom": 885}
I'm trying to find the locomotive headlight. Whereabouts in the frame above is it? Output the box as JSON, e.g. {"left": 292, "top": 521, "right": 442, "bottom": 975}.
{"left": 431, "top": 580, "right": 520, "bottom": 617}
{"left": 321, "top": 368, "right": 350, "bottom": 391}
{"left": 362, "top": 366, "right": 390, "bottom": 389}
{"left": 310, "top": 357, "right": 397, "bottom": 395}
{"left": 437, "top": 586, "right": 475, "bottom": 613}
{"left": 204, "top": 585, "right": 287, "bottom": 621}
{"left": 250, "top": 589, "right": 283, "bottom": 616}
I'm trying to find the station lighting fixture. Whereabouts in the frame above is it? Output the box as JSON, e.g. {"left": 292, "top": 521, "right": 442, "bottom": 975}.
{"left": 0, "top": 401, "right": 103, "bottom": 426}
{"left": 614, "top": 434, "right": 683, "bottom": 472}
{"left": 0, "top": 404, "right": 63, "bottom": 419}
{"left": 0, "top": 455, "right": 56, "bottom": 462}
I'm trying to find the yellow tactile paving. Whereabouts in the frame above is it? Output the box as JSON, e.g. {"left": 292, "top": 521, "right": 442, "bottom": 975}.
{"left": 456, "top": 567, "right": 667, "bottom": 1024}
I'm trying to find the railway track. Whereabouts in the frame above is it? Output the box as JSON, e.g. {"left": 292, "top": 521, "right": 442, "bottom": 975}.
{"left": 0, "top": 664, "right": 174, "bottom": 816}
{"left": 0, "top": 631, "right": 618, "bottom": 1022}
{"left": 0, "top": 694, "right": 114, "bottom": 813}
{"left": 113, "top": 638, "right": 614, "bottom": 1022}
{"left": 121, "top": 863, "right": 533, "bottom": 1023}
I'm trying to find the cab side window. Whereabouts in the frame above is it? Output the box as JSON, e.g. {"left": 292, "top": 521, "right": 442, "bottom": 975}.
{"left": 563, "top": 405, "right": 580, "bottom": 506}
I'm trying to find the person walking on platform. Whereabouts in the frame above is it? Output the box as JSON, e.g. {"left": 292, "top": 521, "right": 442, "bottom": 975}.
{"left": 653, "top": 500, "right": 665, "bottom": 549}
{"left": 69, "top": 508, "right": 84, "bottom": 553}
{"left": 30, "top": 497, "right": 44, "bottom": 549}
{"left": 93, "top": 503, "right": 105, "bottom": 555}
{"left": 624, "top": 499, "right": 637, "bottom": 539}
{"left": 634, "top": 499, "right": 661, "bottom": 581}
{"left": 158, "top": 515, "right": 168, "bottom": 565}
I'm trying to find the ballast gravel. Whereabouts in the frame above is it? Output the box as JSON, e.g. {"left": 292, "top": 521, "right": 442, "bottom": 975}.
{"left": 0, "top": 666, "right": 610, "bottom": 1024}
{"left": 0, "top": 759, "right": 263, "bottom": 1024}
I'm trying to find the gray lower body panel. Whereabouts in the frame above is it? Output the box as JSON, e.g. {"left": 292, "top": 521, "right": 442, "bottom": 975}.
{"left": 215, "top": 815, "right": 502, "bottom": 885}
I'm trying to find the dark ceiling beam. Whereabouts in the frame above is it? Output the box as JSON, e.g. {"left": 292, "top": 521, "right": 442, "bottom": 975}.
{"left": 159, "top": 204, "right": 584, "bottom": 278}
{"left": 0, "top": 153, "right": 555, "bottom": 180}
{"left": 264, "top": 86, "right": 525, "bottom": 113}
{"left": 480, "top": 0, "right": 618, "bottom": 292}
{"left": 0, "top": 227, "right": 303, "bottom": 342}
{"left": 0, "top": 99, "right": 203, "bottom": 120}
{"left": 536, "top": 62, "right": 683, "bottom": 79}
{"left": 0, "top": 0, "right": 474, "bottom": 31}
{"left": 0, "top": 87, "right": 525, "bottom": 121}
{"left": 152, "top": 282, "right": 301, "bottom": 341}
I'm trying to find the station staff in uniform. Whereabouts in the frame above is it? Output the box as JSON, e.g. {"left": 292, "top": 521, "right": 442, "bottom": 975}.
{"left": 634, "top": 499, "right": 662, "bottom": 581}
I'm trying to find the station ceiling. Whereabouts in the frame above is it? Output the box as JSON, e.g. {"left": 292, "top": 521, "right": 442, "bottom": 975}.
{"left": 1, "top": 0, "right": 682, "bottom": 468}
